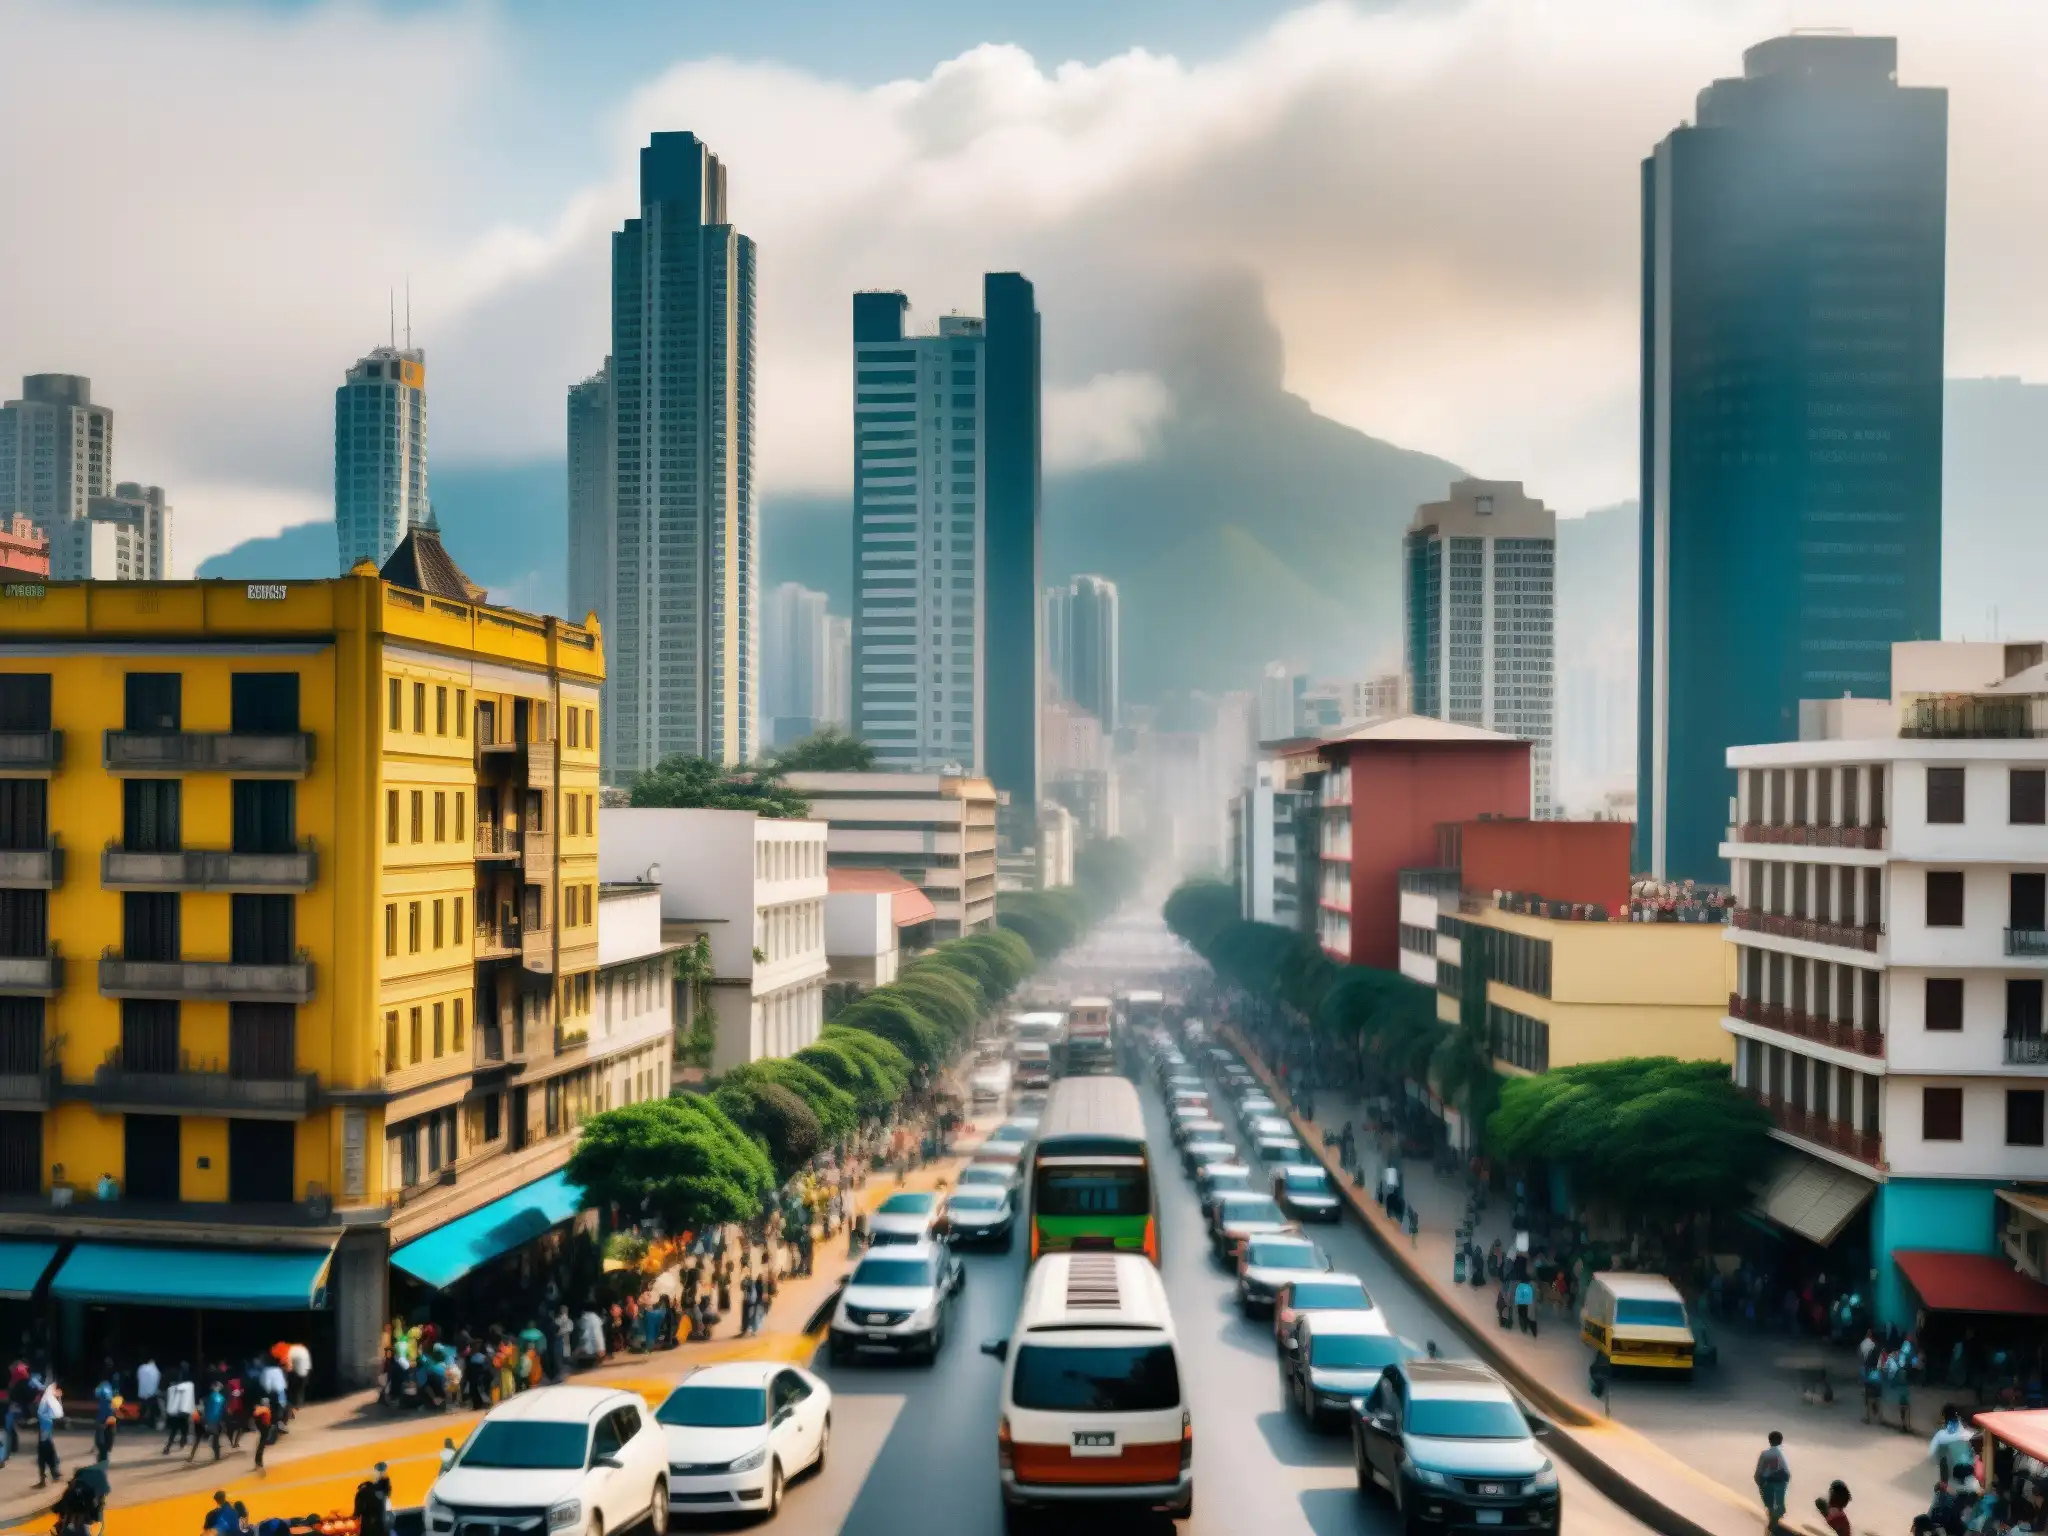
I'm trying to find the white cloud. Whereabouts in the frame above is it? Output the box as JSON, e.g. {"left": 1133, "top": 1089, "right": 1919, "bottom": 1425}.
{"left": 5, "top": 0, "right": 2048, "bottom": 550}
{"left": 1045, "top": 372, "right": 1174, "bottom": 472}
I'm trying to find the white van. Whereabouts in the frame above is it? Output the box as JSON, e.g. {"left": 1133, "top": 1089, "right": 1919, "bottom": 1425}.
{"left": 981, "top": 1251, "right": 1193, "bottom": 1525}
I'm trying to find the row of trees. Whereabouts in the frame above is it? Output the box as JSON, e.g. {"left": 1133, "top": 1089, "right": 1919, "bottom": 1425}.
{"left": 1163, "top": 877, "right": 1773, "bottom": 1220}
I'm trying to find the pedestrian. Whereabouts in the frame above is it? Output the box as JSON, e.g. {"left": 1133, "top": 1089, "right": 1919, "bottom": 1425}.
{"left": 1404, "top": 1204, "right": 1419, "bottom": 1247}
{"left": 205, "top": 1489, "right": 241, "bottom": 1534}
{"left": 552, "top": 1306, "right": 574, "bottom": 1380}
{"left": 1888, "top": 1345, "right": 1916, "bottom": 1434}
{"left": 251, "top": 1392, "right": 274, "bottom": 1471}
{"left": 163, "top": 1363, "right": 195, "bottom": 1453}
{"left": 260, "top": 1353, "right": 289, "bottom": 1425}
{"left": 1515, "top": 1277, "right": 1538, "bottom": 1338}
{"left": 1754, "top": 1430, "right": 1791, "bottom": 1531}
{"left": 136, "top": 1353, "right": 161, "bottom": 1429}
{"left": 1861, "top": 1346, "right": 1884, "bottom": 1425}
{"left": 1814, "top": 1479, "right": 1853, "bottom": 1536}
{"left": 92, "top": 1374, "right": 119, "bottom": 1464}
{"left": 192, "top": 1379, "right": 227, "bottom": 1463}
{"left": 34, "top": 1380, "right": 62, "bottom": 1487}
{"left": 287, "top": 1339, "right": 312, "bottom": 1410}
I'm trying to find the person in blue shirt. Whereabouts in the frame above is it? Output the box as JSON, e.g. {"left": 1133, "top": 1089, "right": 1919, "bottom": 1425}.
{"left": 190, "top": 1381, "right": 227, "bottom": 1463}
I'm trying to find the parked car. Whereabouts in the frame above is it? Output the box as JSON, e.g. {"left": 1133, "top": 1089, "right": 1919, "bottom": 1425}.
{"left": 423, "top": 1385, "right": 668, "bottom": 1536}
{"left": 655, "top": 1361, "right": 831, "bottom": 1520}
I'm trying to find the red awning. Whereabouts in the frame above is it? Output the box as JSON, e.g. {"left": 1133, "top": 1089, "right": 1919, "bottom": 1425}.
{"left": 1975, "top": 1410, "right": 2048, "bottom": 1465}
{"left": 1894, "top": 1250, "right": 2048, "bottom": 1317}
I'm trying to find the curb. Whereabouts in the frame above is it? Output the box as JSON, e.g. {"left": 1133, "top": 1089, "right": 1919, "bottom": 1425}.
{"left": 1223, "top": 1029, "right": 1731, "bottom": 1536}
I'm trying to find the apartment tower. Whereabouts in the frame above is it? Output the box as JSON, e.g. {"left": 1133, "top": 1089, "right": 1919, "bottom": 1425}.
{"left": 334, "top": 347, "right": 428, "bottom": 570}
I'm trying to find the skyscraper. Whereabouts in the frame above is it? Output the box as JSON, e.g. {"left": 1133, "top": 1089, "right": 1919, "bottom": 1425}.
{"left": 609, "top": 132, "right": 758, "bottom": 775}
{"left": 1257, "top": 663, "right": 1305, "bottom": 744}
{"left": 1404, "top": 479, "right": 1556, "bottom": 816}
{"left": 0, "top": 374, "right": 113, "bottom": 530}
{"left": 54, "top": 482, "right": 172, "bottom": 581}
{"left": 983, "top": 273, "right": 1042, "bottom": 815}
{"left": 334, "top": 346, "right": 428, "bottom": 569}
{"left": 1639, "top": 34, "right": 1946, "bottom": 880}
{"left": 1058, "top": 574, "right": 1120, "bottom": 730}
{"left": 851, "top": 291, "right": 986, "bottom": 772}
{"left": 566, "top": 360, "right": 614, "bottom": 635}
{"left": 763, "top": 581, "right": 835, "bottom": 747}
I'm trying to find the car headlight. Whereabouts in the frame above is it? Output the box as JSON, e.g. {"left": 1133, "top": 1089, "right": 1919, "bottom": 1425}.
{"left": 545, "top": 1498, "right": 583, "bottom": 1531}
{"left": 1530, "top": 1462, "right": 1559, "bottom": 1492}
{"left": 729, "top": 1446, "right": 769, "bottom": 1473}
{"left": 1402, "top": 1459, "right": 1451, "bottom": 1488}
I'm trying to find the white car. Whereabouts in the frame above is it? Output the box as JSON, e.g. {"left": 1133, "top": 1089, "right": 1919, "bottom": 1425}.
{"left": 868, "top": 1189, "right": 946, "bottom": 1245}
{"left": 657, "top": 1361, "right": 831, "bottom": 1520}
{"left": 945, "top": 1186, "right": 1016, "bottom": 1249}
{"left": 828, "top": 1240, "right": 964, "bottom": 1364}
{"left": 425, "top": 1385, "right": 669, "bottom": 1536}
{"left": 956, "top": 1160, "right": 1019, "bottom": 1194}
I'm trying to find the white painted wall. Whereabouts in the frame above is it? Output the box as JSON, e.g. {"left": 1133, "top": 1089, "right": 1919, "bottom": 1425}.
{"left": 1882, "top": 1073, "right": 2048, "bottom": 1181}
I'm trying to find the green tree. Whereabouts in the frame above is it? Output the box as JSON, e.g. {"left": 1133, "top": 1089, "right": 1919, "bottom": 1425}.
{"left": 569, "top": 1097, "right": 776, "bottom": 1235}
{"left": 765, "top": 725, "right": 876, "bottom": 772}
{"left": 892, "top": 964, "right": 982, "bottom": 1041}
{"left": 950, "top": 927, "right": 1034, "bottom": 996}
{"left": 723, "top": 1057, "right": 858, "bottom": 1143}
{"left": 998, "top": 889, "right": 1089, "bottom": 959}
{"left": 1162, "top": 879, "right": 1240, "bottom": 953}
{"left": 822, "top": 1025, "right": 913, "bottom": 1094}
{"left": 835, "top": 990, "right": 948, "bottom": 1070}
{"left": 796, "top": 1038, "right": 896, "bottom": 1119}
{"left": 626, "top": 754, "right": 810, "bottom": 818}
{"left": 712, "top": 1078, "right": 823, "bottom": 1182}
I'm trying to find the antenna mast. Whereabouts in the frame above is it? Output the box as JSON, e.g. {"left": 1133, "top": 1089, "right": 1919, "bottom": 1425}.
{"left": 405, "top": 279, "right": 413, "bottom": 351}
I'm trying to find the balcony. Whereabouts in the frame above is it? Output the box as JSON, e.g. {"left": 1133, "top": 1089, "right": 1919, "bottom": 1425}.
{"left": 0, "top": 731, "right": 61, "bottom": 775}
{"left": 1744, "top": 1085, "right": 1885, "bottom": 1169}
{"left": 472, "top": 1019, "right": 534, "bottom": 1071}
{"left": 1900, "top": 693, "right": 2048, "bottom": 741}
{"left": 475, "top": 825, "right": 522, "bottom": 861}
{"left": 1731, "top": 822, "right": 1886, "bottom": 851}
{"left": 2008, "top": 1036, "right": 2048, "bottom": 1067}
{"left": 0, "top": 949, "right": 64, "bottom": 996}
{"left": 90, "top": 1051, "right": 317, "bottom": 1118}
{"left": 475, "top": 920, "right": 520, "bottom": 961}
{"left": 103, "top": 730, "right": 314, "bottom": 778}
{"left": 0, "top": 1064, "right": 59, "bottom": 1108}
{"left": 521, "top": 926, "right": 555, "bottom": 975}
{"left": 1728, "top": 993, "right": 1883, "bottom": 1057}
{"left": 98, "top": 952, "right": 314, "bottom": 1003}
{"left": 1731, "top": 907, "right": 1883, "bottom": 953}
{"left": 2009, "top": 929, "right": 2048, "bottom": 959}
{"left": 0, "top": 843, "right": 63, "bottom": 889}
{"left": 101, "top": 843, "right": 317, "bottom": 892}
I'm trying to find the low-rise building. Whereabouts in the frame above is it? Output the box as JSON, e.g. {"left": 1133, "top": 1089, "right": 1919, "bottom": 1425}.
{"left": 1232, "top": 743, "right": 1322, "bottom": 926}
{"left": 824, "top": 868, "right": 937, "bottom": 991}
{"left": 0, "top": 515, "right": 48, "bottom": 579}
{"left": 591, "top": 883, "right": 682, "bottom": 1108}
{"left": 783, "top": 770, "right": 998, "bottom": 939}
{"left": 598, "top": 807, "right": 828, "bottom": 1070}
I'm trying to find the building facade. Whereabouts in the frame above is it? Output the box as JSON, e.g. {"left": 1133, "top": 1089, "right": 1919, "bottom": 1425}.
{"left": 983, "top": 273, "right": 1042, "bottom": 815}
{"left": 609, "top": 132, "right": 758, "bottom": 776}
{"left": 53, "top": 483, "right": 171, "bottom": 583}
{"left": 0, "top": 535, "right": 606, "bottom": 1391}
{"left": 1232, "top": 756, "right": 1309, "bottom": 927}
{"left": 334, "top": 348, "right": 428, "bottom": 570}
{"left": 0, "top": 375, "right": 113, "bottom": 533}
{"left": 1640, "top": 33, "right": 1948, "bottom": 882}
{"left": 590, "top": 883, "right": 679, "bottom": 1114}
{"left": 783, "top": 770, "right": 998, "bottom": 940}
{"left": 565, "top": 361, "right": 614, "bottom": 638}
{"left": 851, "top": 293, "right": 986, "bottom": 773}
{"left": 1046, "top": 575, "right": 1118, "bottom": 730}
{"left": 763, "top": 581, "right": 837, "bottom": 750}
{"left": 1404, "top": 479, "right": 1556, "bottom": 817}
{"left": 0, "top": 516, "right": 49, "bottom": 579}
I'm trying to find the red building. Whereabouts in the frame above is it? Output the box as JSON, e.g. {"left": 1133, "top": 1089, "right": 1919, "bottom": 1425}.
{"left": 1445, "top": 817, "right": 1632, "bottom": 917}
{"left": 1316, "top": 716, "right": 1529, "bottom": 969}
{"left": 0, "top": 516, "right": 48, "bottom": 578}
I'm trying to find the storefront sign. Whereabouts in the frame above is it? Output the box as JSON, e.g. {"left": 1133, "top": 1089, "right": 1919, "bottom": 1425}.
{"left": 247, "top": 583, "right": 289, "bottom": 601}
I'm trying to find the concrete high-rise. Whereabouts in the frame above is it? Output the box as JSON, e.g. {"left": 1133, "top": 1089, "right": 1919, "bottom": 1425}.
{"left": 983, "top": 273, "right": 1041, "bottom": 816}
{"left": 1639, "top": 34, "right": 1947, "bottom": 881}
{"left": 1057, "top": 574, "right": 1119, "bottom": 730}
{"left": 1404, "top": 479, "right": 1556, "bottom": 816}
{"left": 566, "top": 360, "right": 614, "bottom": 636}
{"left": 851, "top": 291, "right": 985, "bottom": 773}
{"left": 55, "top": 482, "right": 172, "bottom": 581}
{"left": 764, "top": 581, "right": 836, "bottom": 747}
{"left": 609, "top": 132, "right": 758, "bottom": 776}
{"left": 334, "top": 347, "right": 428, "bottom": 569}
{"left": 0, "top": 374, "right": 113, "bottom": 531}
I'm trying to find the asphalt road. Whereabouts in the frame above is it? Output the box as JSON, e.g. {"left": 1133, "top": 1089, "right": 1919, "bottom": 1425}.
{"left": 807, "top": 1055, "right": 1654, "bottom": 1536}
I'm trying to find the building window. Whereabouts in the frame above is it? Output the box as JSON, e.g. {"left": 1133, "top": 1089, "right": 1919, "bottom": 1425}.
{"left": 434, "top": 791, "right": 447, "bottom": 842}
{"left": 1925, "top": 977, "right": 1963, "bottom": 1031}
{"left": 1926, "top": 871, "right": 1964, "bottom": 928}
{"left": 455, "top": 689, "right": 467, "bottom": 738}
{"left": 2010, "top": 1090, "right": 2047, "bottom": 1148}
{"left": 384, "top": 1010, "right": 399, "bottom": 1071}
{"left": 2014, "top": 770, "right": 2047, "bottom": 827}
{"left": 2010, "top": 979, "right": 2044, "bottom": 1041}
{"left": 436, "top": 686, "right": 448, "bottom": 736}
{"left": 408, "top": 901, "right": 422, "bottom": 954}
{"left": 455, "top": 792, "right": 466, "bottom": 842}
{"left": 410, "top": 791, "right": 424, "bottom": 843}
{"left": 454, "top": 895, "right": 465, "bottom": 938}
{"left": 453, "top": 996, "right": 465, "bottom": 1050}
{"left": 433, "top": 1001, "right": 445, "bottom": 1057}
{"left": 388, "top": 677, "right": 402, "bottom": 730}
{"left": 231, "top": 673, "right": 299, "bottom": 732}
{"left": 384, "top": 903, "right": 397, "bottom": 957}
{"left": 482, "top": 1091, "right": 500, "bottom": 1142}
{"left": 567, "top": 709, "right": 579, "bottom": 749}
{"left": 233, "top": 781, "right": 295, "bottom": 854}
{"left": 123, "top": 779, "right": 181, "bottom": 853}
{"left": 568, "top": 797, "right": 578, "bottom": 836}
{"left": 433, "top": 899, "right": 445, "bottom": 949}
{"left": 2015, "top": 873, "right": 2047, "bottom": 934}
{"left": 124, "top": 672, "right": 182, "bottom": 732}
{"left": 1926, "top": 767, "right": 1965, "bottom": 825}
{"left": 409, "top": 1006, "right": 423, "bottom": 1062}
{"left": 1922, "top": 1086, "right": 1963, "bottom": 1142}
{"left": 386, "top": 790, "right": 399, "bottom": 845}
{"left": 413, "top": 681, "right": 426, "bottom": 732}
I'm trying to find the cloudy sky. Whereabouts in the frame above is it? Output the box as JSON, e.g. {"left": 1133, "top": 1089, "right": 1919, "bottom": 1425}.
{"left": 3, "top": 0, "right": 2046, "bottom": 571}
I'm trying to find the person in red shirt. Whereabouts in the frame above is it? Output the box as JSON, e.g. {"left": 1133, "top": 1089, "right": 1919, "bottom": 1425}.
{"left": 1815, "top": 1479, "right": 1853, "bottom": 1535}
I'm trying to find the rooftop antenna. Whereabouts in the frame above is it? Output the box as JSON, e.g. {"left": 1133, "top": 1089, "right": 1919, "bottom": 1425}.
{"left": 388, "top": 289, "right": 396, "bottom": 349}
{"left": 405, "top": 279, "right": 413, "bottom": 352}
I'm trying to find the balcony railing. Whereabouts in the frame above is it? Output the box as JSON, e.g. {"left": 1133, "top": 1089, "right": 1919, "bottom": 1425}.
{"left": 2007, "top": 1035, "right": 2048, "bottom": 1066}
{"left": 1731, "top": 822, "right": 1887, "bottom": 850}
{"left": 0, "top": 949, "right": 64, "bottom": 996}
{"left": 475, "top": 825, "right": 522, "bottom": 859}
{"left": 1900, "top": 693, "right": 2048, "bottom": 741}
{"left": 90, "top": 1052, "right": 317, "bottom": 1116}
{"left": 476, "top": 921, "right": 520, "bottom": 959}
{"left": 0, "top": 843, "right": 62, "bottom": 889}
{"left": 101, "top": 843, "right": 317, "bottom": 892}
{"left": 0, "top": 1065, "right": 59, "bottom": 1108}
{"left": 0, "top": 731, "right": 61, "bottom": 773}
{"left": 2009, "top": 929, "right": 2048, "bottom": 959}
{"left": 98, "top": 951, "right": 315, "bottom": 1003}
{"left": 103, "top": 730, "right": 314, "bottom": 777}
{"left": 1744, "top": 1086, "right": 1885, "bottom": 1168}
{"left": 1731, "top": 907, "right": 1883, "bottom": 952}
{"left": 1728, "top": 993, "right": 1884, "bottom": 1057}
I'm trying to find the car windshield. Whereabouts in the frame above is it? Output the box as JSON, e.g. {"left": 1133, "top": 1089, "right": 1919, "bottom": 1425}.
{"left": 1407, "top": 1396, "right": 1531, "bottom": 1440}
{"left": 879, "top": 1192, "right": 936, "bottom": 1215}
{"left": 1615, "top": 1298, "right": 1689, "bottom": 1327}
{"left": 1284, "top": 1170, "right": 1330, "bottom": 1192}
{"left": 457, "top": 1421, "right": 588, "bottom": 1470}
{"left": 960, "top": 1167, "right": 1008, "bottom": 1185}
{"left": 1248, "top": 1240, "right": 1318, "bottom": 1269}
{"left": 1222, "top": 1197, "right": 1284, "bottom": 1224}
{"left": 1291, "top": 1281, "right": 1369, "bottom": 1310}
{"left": 655, "top": 1386, "right": 768, "bottom": 1428}
{"left": 951, "top": 1191, "right": 1004, "bottom": 1211}
{"left": 852, "top": 1257, "right": 936, "bottom": 1288}
{"left": 1011, "top": 1344, "right": 1182, "bottom": 1413}
{"left": 1312, "top": 1335, "right": 1405, "bottom": 1371}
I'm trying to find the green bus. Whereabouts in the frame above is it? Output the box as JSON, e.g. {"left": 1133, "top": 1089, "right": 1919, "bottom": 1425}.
{"left": 1027, "top": 1076, "right": 1159, "bottom": 1265}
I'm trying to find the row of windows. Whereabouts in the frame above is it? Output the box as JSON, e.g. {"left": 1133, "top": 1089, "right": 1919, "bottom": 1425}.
{"left": 1491, "top": 1004, "right": 1550, "bottom": 1073}
{"left": 1397, "top": 923, "right": 1436, "bottom": 957}
{"left": 383, "top": 895, "right": 468, "bottom": 956}
{"left": 1927, "top": 767, "right": 2046, "bottom": 827}
{"left": 383, "top": 995, "right": 468, "bottom": 1071}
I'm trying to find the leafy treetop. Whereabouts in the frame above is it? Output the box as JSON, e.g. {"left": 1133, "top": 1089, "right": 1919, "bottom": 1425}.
{"left": 765, "top": 725, "right": 876, "bottom": 773}
{"left": 626, "top": 754, "right": 810, "bottom": 818}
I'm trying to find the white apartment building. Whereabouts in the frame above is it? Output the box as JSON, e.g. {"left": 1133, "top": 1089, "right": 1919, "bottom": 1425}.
{"left": 1403, "top": 479, "right": 1556, "bottom": 816}
{"left": 784, "top": 769, "right": 998, "bottom": 939}
{"left": 52, "top": 483, "right": 171, "bottom": 581}
{"left": 852, "top": 293, "right": 986, "bottom": 773}
{"left": 763, "top": 582, "right": 849, "bottom": 748}
{"left": 334, "top": 345, "right": 429, "bottom": 570}
{"left": 1725, "top": 641, "right": 2048, "bottom": 1328}
{"left": 592, "top": 882, "right": 682, "bottom": 1109}
{"left": 597, "top": 808, "right": 828, "bottom": 1071}
{"left": 1232, "top": 756, "right": 1311, "bottom": 926}
{"left": 0, "top": 374, "right": 112, "bottom": 530}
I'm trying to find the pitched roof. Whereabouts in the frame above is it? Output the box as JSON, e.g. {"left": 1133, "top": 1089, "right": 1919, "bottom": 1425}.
{"left": 1322, "top": 714, "right": 1524, "bottom": 748}
{"left": 828, "top": 866, "right": 938, "bottom": 927}
{"left": 380, "top": 525, "right": 486, "bottom": 603}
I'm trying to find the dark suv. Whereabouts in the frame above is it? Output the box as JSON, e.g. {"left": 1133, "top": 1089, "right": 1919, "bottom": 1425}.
{"left": 1351, "top": 1359, "right": 1559, "bottom": 1534}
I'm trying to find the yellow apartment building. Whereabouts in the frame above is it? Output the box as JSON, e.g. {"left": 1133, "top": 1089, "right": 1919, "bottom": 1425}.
{"left": 0, "top": 531, "right": 620, "bottom": 1389}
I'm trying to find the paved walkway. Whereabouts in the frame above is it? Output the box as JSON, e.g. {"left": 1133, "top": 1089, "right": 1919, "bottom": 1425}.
{"left": 0, "top": 1137, "right": 980, "bottom": 1534}
{"left": 1226, "top": 1031, "right": 1943, "bottom": 1536}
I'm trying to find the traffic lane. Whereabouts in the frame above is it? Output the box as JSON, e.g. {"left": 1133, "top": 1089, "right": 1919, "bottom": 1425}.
{"left": 1143, "top": 1074, "right": 1654, "bottom": 1536}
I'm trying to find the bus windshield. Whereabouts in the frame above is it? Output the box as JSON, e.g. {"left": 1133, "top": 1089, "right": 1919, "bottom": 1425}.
{"left": 1034, "top": 1166, "right": 1149, "bottom": 1216}
{"left": 1029, "top": 1079, "right": 1157, "bottom": 1262}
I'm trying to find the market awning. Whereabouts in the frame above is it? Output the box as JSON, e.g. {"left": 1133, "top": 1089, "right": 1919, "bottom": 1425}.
{"left": 1975, "top": 1410, "right": 2048, "bottom": 1465}
{"left": 389, "top": 1169, "right": 584, "bottom": 1290}
{"left": 49, "top": 1241, "right": 336, "bottom": 1310}
{"left": 1751, "top": 1151, "right": 1876, "bottom": 1247}
{"left": 1894, "top": 1250, "right": 2048, "bottom": 1318}
{"left": 0, "top": 1240, "right": 59, "bottom": 1299}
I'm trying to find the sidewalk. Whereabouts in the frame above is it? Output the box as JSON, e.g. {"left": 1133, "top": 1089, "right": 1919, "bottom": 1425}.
{"left": 0, "top": 1139, "right": 976, "bottom": 1534}
{"left": 1227, "top": 1030, "right": 1940, "bottom": 1536}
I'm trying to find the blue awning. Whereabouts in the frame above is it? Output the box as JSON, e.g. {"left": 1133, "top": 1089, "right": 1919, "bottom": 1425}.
{"left": 389, "top": 1169, "right": 584, "bottom": 1290}
{"left": 0, "top": 1240, "right": 59, "bottom": 1299}
{"left": 49, "top": 1241, "right": 336, "bottom": 1310}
